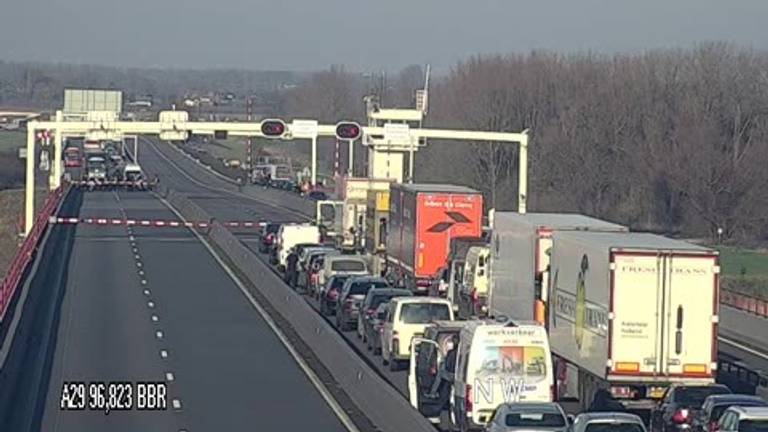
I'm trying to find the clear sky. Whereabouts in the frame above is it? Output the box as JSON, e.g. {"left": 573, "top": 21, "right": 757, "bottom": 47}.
{"left": 1, "top": 0, "right": 765, "bottom": 71}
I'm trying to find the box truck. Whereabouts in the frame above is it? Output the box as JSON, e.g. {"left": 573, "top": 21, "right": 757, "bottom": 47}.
{"left": 547, "top": 231, "right": 719, "bottom": 415}
{"left": 386, "top": 184, "right": 483, "bottom": 294}
{"left": 365, "top": 189, "right": 390, "bottom": 276}
{"left": 336, "top": 176, "right": 393, "bottom": 251}
{"left": 488, "top": 213, "right": 627, "bottom": 325}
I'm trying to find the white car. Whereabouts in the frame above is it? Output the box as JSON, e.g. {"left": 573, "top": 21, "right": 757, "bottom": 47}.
{"left": 380, "top": 297, "right": 453, "bottom": 371}
{"left": 717, "top": 406, "right": 768, "bottom": 432}
{"left": 570, "top": 412, "right": 646, "bottom": 432}
{"left": 485, "top": 402, "right": 570, "bottom": 432}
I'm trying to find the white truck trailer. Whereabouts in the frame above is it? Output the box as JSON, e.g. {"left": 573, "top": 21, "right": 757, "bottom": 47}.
{"left": 548, "top": 231, "right": 719, "bottom": 416}
{"left": 488, "top": 213, "right": 627, "bottom": 324}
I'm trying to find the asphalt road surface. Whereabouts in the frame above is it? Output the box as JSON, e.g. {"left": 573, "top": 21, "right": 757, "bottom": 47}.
{"left": 39, "top": 188, "right": 348, "bottom": 431}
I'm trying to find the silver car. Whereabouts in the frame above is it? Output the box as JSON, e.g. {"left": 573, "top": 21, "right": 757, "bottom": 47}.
{"left": 570, "top": 412, "right": 647, "bottom": 432}
{"left": 485, "top": 402, "right": 570, "bottom": 432}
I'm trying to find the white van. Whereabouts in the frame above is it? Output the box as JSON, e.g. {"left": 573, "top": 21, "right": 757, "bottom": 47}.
{"left": 276, "top": 224, "right": 321, "bottom": 268}
{"left": 380, "top": 297, "right": 454, "bottom": 371}
{"left": 452, "top": 321, "right": 554, "bottom": 431}
{"left": 319, "top": 255, "right": 369, "bottom": 288}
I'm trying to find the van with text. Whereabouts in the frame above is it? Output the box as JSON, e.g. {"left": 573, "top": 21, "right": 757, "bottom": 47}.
{"left": 452, "top": 320, "right": 554, "bottom": 431}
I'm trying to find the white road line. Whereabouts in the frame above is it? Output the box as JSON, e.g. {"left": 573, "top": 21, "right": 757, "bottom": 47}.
{"left": 129, "top": 235, "right": 135, "bottom": 241}
{"left": 136, "top": 262, "right": 143, "bottom": 268}
{"left": 151, "top": 315, "right": 159, "bottom": 322}
{"left": 158, "top": 195, "right": 359, "bottom": 432}
{"left": 172, "top": 399, "right": 182, "bottom": 409}
{"left": 139, "top": 270, "right": 145, "bottom": 276}
{"left": 156, "top": 331, "right": 164, "bottom": 339}
{"left": 143, "top": 289, "right": 150, "bottom": 296}
{"left": 141, "top": 279, "right": 147, "bottom": 285}
{"left": 160, "top": 350, "right": 168, "bottom": 359}
{"left": 166, "top": 372, "right": 175, "bottom": 382}
{"left": 134, "top": 254, "right": 141, "bottom": 260}
{"left": 148, "top": 301, "right": 155, "bottom": 308}
{"left": 719, "top": 336, "right": 768, "bottom": 361}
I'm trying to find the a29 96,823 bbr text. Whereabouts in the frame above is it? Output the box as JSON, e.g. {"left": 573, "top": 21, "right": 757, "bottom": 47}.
{"left": 60, "top": 382, "right": 167, "bottom": 414}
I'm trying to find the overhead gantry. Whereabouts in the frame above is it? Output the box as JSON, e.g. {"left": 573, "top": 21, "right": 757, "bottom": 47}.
{"left": 25, "top": 109, "right": 529, "bottom": 235}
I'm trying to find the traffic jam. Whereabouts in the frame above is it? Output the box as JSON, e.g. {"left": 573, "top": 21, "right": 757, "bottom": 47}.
{"left": 63, "top": 139, "right": 156, "bottom": 191}
{"left": 255, "top": 178, "right": 768, "bottom": 432}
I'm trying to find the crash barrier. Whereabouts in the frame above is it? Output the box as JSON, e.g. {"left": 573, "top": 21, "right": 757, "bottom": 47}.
{"left": 0, "top": 185, "right": 69, "bottom": 323}
{"left": 163, "top": 189, "right": 435, "bottom": 432}
{"left": 721, "top": 290, "right": 768, "bottom": 318}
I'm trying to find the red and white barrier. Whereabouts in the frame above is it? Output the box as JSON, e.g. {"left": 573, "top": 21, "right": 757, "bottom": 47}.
{"left": 0, "top": 186, "right": 68, "bottom": 322}
{"left": 49, "top": 217, "right": 262, "bottom": 229}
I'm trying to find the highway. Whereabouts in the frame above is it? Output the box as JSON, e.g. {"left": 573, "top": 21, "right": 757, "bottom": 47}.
{"left": 136, "top": 138, "right": 768, "bottom": 401}
{"left": 14, "top": 135, "right": 766, "bottom": 431}
{"left": 38, "top": 187, "right": 349, "bottom": 430}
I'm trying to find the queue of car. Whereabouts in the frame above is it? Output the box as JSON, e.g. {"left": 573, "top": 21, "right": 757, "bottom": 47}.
{"left": 255, "top": 220, "right": 768, "bottom": 432}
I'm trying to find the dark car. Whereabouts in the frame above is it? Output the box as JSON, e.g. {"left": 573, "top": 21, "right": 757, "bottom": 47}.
{"left": 358, "top": 288, "right": 412, "bottom": 342}
{"left": 367, "top": 303, "right": 390, "bottom": 355}
{"left": 308, "top": 190, "right": 328, "bottom": 201}
{"left": 258, "top": 223, "right": 282, "bottom": 253}
{"left": 335, "top": 276, "right": 390, "bottom": 331}
{"left": 410, "top": 321, "right": 464, "bottom": 419}
{"left": 320, "top": 275, "right": 350, "bottom": 316}
{"left": 652, "top": 384, "right": 732, "bottom": 432}
{"left": 694, "top": 394, "right": 767, "bottom": 432}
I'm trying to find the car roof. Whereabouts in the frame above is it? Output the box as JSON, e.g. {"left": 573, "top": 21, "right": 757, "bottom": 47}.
{"left": 706, "top": 394, "right": 766, "bottom": 405}
{"left": 392, "top": 297, "right": 451, "bottom": 305}
{"left": 427, "top": 320, "right": 466, "bottom": 331}
{"left": 327, "top": 255, "right": 366, "bottom": 263}
{"left": 497, "top": 402, "right": 563, "bottom": 414}
{"left": 575, "top": 412, "right": 643, "bottom": 423}
{"left": 368, "top": 288, "right": 409, "bottom": 296}
{"left": 730, "top": 406, "right": 768, "bottom": 418}
{"left": 346, "top": 276, "right": 387, "bottom": 284}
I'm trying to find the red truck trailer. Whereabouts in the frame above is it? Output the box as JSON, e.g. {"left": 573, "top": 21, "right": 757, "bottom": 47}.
{"left": 386, "top": 183, "right": 483, "bottom": 294}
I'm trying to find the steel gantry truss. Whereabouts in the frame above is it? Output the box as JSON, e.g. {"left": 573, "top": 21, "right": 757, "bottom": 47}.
{"left": 25, "top": 109, "right": 529, "bottom": 235}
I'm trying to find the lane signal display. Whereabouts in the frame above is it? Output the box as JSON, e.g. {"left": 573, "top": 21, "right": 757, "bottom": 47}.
{"left": 335, "top": 122, "right": 362, "bottom": 141}
{"left": 260, "top": 119, "right": 287, "bottom": 138}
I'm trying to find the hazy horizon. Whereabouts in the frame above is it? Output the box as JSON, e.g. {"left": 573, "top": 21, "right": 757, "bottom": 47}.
{"left": 1, "top": 0, "right": 766, "bottom": 72}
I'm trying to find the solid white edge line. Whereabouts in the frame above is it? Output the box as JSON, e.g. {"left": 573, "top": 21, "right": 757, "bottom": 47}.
{"left": 157, "top": 194, "right": 360, "bottom": 432}
{"left": 718, "top": 336, "right": 768, "bottom": 361}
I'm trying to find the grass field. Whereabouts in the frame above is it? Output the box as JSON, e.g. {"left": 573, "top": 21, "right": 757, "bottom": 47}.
{"left": 0, "top": 131, "right": 25, "bottom": 153}
{"left": 718, "top": 246, "right": 768, "bottom": 297}
{"left": 0, "top": 188, "right": 50, "bottom": 279}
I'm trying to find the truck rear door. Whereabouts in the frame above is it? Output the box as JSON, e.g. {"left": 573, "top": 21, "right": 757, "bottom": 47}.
{"left": 610, "top": 253, "right": 664, "bottom": 377}
{"left": 661, "top": 254, "right": 718, "bottom": 378}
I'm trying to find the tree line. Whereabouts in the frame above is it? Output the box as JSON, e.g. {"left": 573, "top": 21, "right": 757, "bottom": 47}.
{"left": 281, "top": 44, "right": 768, "bottom": 245}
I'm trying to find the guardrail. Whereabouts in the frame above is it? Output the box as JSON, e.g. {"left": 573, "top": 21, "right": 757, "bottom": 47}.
{"left": 0, "top": 185, "right": 68, "bottom": 323}
{"left": 721, "top": 290, "right": 768, "bottom": 317}
{"left": 159, "top": 185, "right": 435, "bottom": 432}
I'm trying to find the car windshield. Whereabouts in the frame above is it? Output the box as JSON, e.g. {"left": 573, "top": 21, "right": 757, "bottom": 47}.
{"left": 475, "top": 345, "right": 548, "bottom": 378}
{"left": 349, "top": 281, "right": 389, "bottom": 296}
{"left": 674, "top": 387, "right": 730, "bottom": 407}
{"left": 331, "top": 260, "right": 366, "bottom": 272}
{"left": 399, "top": 303, "right": 451, "bottom": 324}
{"left": 329, "top": 277, "right": 349, "bottom": 291}
{"left": 504, "top": 412, "right": 565, "bottom": 427}
{"left": 713, "top": 404, "right": 766, "bottom": 421}
{"left": 739, "top": 420, "right": 768, "bottom": 432}
{"left": 371, "top": 293, "right": 405, "bottom": 309}
{"left": 585, "top": 423, "right": 644, "bottom": 432}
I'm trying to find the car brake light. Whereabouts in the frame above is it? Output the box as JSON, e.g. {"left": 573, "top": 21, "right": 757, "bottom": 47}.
{"left": 709, "top": 421, "right": 719, "bottom": 432}
{"left": 366, "top": 308, "right": 376, "bottom": 316}
{"left": 471, "top": 288, "right": 478, "bottom": 303}
{"left": 328, "top": 290, "right": 339, "bottom": 300}
{"left": 465, "top": 384, "right": 473, "bottom": 413}
{"left": 429, "top": 366, "right": 437, "bottom": 375}
{"left": 673, "top": 409, "right": 690, "bottom": 424}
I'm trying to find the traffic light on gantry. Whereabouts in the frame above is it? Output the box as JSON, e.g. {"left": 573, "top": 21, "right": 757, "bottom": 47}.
{"left": 335, "top": 122, "right": 362, "bottom": 141}
{"left": 260, "top": 119, "right": 287, "bottom": 138}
